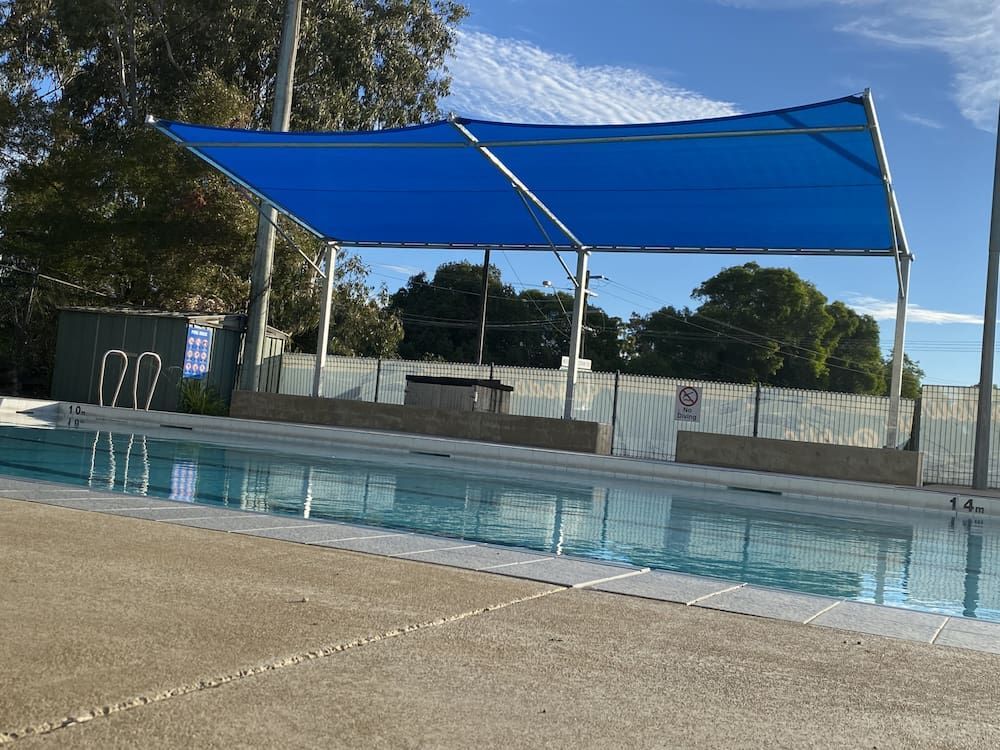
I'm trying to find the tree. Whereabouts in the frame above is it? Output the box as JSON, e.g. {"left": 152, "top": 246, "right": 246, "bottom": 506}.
{"left": 823, "top": 301, "right": 885, "bottom": 394}
{"left": 884, "top": 353, "right": 924, "bottom": 399}
{"left": 286, "top": 255, "right": 402, "bottom": 358}
{"left": 578, "top": 302, "right": 624, "bottom": 372}
{"left": 389, "top": 261, "right": 623, "bottom": 369}
{"left": 691, "top": 263, "right": 834, "bottom": 387}
{"left": 0, "top": 0, "right": 467, "bottom": 390}
{"left": 625, "top": 263, "right": 895, "bottom": 392}
{"left": 389, "top": 261, "right": 527, "bottom": 363}
{"left": 625, "top": 306, "right": 715, "bottom": 379}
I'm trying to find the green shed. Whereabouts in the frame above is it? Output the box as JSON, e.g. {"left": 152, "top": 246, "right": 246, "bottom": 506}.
{"left": 51, "top": 307, "right": 287, "bottom": 412}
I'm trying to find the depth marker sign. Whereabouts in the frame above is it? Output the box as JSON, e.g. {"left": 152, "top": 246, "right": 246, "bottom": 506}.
{"left": 675, "top": 385, "right": 702, "bottom": 422}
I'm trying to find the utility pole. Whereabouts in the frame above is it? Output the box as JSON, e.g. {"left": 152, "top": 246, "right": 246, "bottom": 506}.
{"left": 973, "top": 103, "right": 1000, "bottom": 489}
{"left": 239, "top": 0, "right": 302, "bottom": 391}
{"left": 582, "top": 272, "right": 607, "bottom": 359}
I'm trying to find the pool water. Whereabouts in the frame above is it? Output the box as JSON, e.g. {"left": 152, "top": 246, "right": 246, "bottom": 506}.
{"left": 4, "top": 423, "right": 1000, "bottom": 622}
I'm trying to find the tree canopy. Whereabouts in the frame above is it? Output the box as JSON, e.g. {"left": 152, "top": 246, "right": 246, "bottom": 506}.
{"left": 388, "top": 260, "right": 624, "bottom": 371}
{"left": 626, "top": 262, "right": 919, "bottom": 396}
{"left": 0, "top": 0, "right": 467, "bottom": 391}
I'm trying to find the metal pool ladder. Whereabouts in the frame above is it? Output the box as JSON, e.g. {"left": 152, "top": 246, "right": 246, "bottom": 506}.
{"left": 98, "top": 349, "right": 162, "bottom": 410}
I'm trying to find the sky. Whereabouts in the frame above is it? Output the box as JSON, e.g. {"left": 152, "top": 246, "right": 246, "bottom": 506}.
{"left": 356, "top": 0, "right": 1000, "bottom": 387}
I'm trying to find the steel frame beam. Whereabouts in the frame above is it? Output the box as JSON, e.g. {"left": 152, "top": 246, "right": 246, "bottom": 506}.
{"left": 170, "top": 123, "right": 867, "bottom": 150}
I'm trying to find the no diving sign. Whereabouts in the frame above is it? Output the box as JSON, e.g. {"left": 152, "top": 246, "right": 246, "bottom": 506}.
{"left": 675, "top": 385, "right": 702, "bottom": 422}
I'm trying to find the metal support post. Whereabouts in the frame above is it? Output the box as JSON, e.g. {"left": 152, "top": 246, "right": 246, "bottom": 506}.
{"left": 973, "top": 104, "right": 1000, "bottom": 488}
{"left": 864, "top": 90, "right": 914, "bottom": 449}
{"left": 476, "top": 248, "right": 491, "bottom": 365}
{"left": 563, "top": 249, "right": 590, "bottom": 420}
{"left": 610, "top": 371, "right": 621, "bottom": 453}
{"left": 312, "top": 244, "right": 337, "bottom": 398}
{"left": 240, "top": 0, "right": 302, "bottom": 392}
{"left": 885, "top": 255, "right": 910, "bottom": 448}
{"left": 753, "top": 384, "right": 762, "bottom": 438}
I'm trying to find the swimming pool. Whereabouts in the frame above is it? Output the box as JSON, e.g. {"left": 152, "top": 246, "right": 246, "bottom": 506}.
{"left": 3, "top": 421, "right": 1000, "bottom": 622}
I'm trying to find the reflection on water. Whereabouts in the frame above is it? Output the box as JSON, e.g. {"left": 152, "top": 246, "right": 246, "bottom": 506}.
{"left": 3, "top": 424, "right": 1000, "bottom": 622}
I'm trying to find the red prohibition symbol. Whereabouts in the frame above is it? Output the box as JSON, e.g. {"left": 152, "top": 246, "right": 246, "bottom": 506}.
{"left": 678, "top": 387, "right": 699, "bottom": 407}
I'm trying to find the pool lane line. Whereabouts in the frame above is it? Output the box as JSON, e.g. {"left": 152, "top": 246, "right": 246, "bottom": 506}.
{"left": 0, "top": 586, "right": 566, "bottom": 745}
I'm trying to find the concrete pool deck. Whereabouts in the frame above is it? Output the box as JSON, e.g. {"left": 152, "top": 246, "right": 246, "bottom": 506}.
{"left": 3, "top": 480, "right": 1000, "bottom": 748}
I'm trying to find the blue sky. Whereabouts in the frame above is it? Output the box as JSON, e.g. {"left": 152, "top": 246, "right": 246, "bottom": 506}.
{"left": 359, "top": 0, "right": 999, "bottom": 386}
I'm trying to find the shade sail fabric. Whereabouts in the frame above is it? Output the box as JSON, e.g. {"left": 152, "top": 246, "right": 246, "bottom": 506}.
{"left": 152, "top": 94, "right": 895, "bottom": 254}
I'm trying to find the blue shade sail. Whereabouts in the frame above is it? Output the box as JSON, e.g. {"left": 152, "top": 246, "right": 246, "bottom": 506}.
{"left": 152, "top": 94, "right": 896, "bottom": 254}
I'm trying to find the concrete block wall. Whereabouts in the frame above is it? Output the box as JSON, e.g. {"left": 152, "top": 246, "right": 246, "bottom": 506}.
{"left": 675, "top": 431, "right": 923, "bottom": 487}
{"left": 230, "top": 391, "right": 612, "bottom": 455}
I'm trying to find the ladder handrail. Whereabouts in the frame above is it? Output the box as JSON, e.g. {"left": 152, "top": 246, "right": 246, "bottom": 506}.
{"left": 98, "top": 350, "right": 129, "bottom": 407}
{"left": 134, "top": 351, "right": 162, "bottom": 411}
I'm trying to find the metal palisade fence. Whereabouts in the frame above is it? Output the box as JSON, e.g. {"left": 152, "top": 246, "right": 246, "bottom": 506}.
{"left": 918, "top": 385, "right": 1000, "bottom": 487}
{"left": 276, "top": 353, "right": 915, "bottom": 463}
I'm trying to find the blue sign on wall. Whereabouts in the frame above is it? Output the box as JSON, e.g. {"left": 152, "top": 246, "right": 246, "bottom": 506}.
{"left": 183, "top": 325, "right": 213, "bottom": 380}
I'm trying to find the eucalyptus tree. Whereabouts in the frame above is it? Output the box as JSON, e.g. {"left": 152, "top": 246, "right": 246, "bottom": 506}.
{"left": 0, "top": 0, "right": 465, "bottom": 385}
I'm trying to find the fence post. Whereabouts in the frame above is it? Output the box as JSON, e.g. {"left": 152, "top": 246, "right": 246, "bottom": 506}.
{"left": 909, "top": 397, "right": 922, "bottom": 451}
{"left": 489, "top": 362, "right": 494, "bottom": 380}
{"left": 752, "top": 384, "right": 762, "bottom": 438}
{"left": 610, "top": 371, "right": 621, "bottom": 454}
{"left": 374, "top": 358, "right": 382, "bottom": 403}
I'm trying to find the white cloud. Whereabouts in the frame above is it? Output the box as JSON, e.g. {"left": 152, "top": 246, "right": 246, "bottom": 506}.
{"left": 900, "top": 112, "right": 945, "bottom": 129}
{"left": 378, "top": 263, "right": 422, "bottom": 277}
{"left": 714, "top": 1, "right": 1000, "bottom": 131}
{"left": 847, "top": 294, "right": 983, "bottom": 324}
{"left": 836, "top": 2, "right": 999, "bottom": 131}
{"left": 445, "top": 30, "right": 738, "bottom": 124}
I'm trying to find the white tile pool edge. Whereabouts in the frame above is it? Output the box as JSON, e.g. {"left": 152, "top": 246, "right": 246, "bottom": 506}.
{"left": 3, "top": 473, "right": 999, "bottom": 657}
{"left": 12, "top": 397, "right": 996, "bottom": 521}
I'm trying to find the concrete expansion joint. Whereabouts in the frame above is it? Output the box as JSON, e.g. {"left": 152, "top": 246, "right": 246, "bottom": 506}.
{"left": 571, "top": 567, "right": 650, "bottom": 589}
{"left": 930, "top": 617, "right": 951, "bottom": 644}
{"left": 685, "top": 583, "right": 746, "bottom": 606}
{"left": 801, "top": 599, "right": 844, "bottom": 625}
{"left": 0, "top": 587, "right": 565, "bottom": 745}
